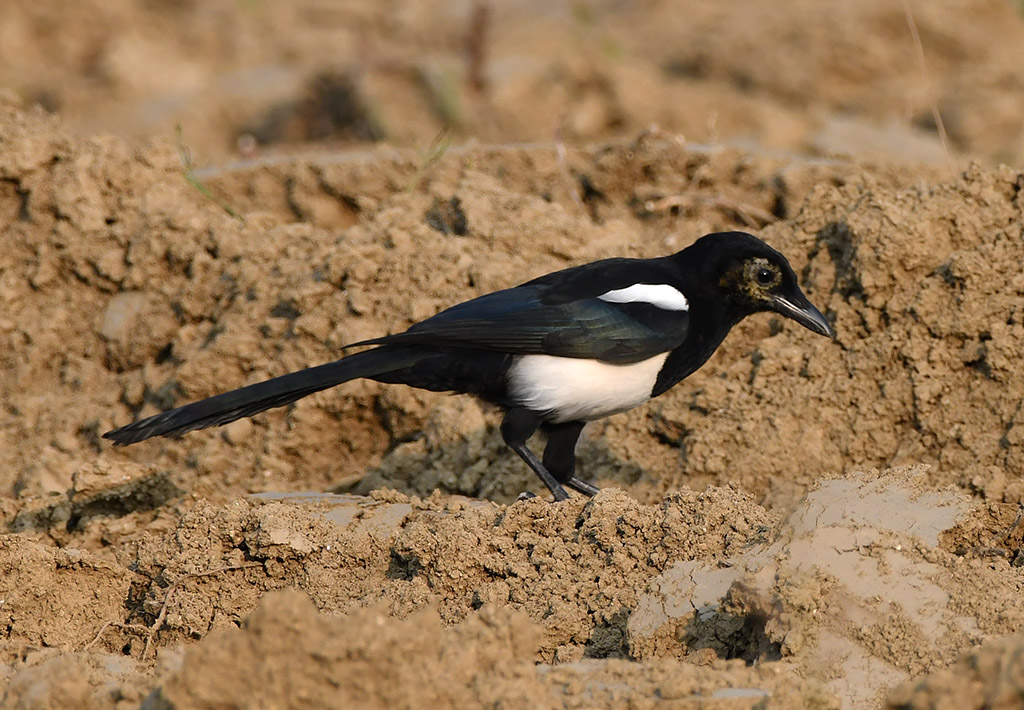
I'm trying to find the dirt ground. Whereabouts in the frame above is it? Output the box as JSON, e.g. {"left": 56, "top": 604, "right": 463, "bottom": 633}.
{"left": 3, "top": 1, "right": 1024, "bottom": 708}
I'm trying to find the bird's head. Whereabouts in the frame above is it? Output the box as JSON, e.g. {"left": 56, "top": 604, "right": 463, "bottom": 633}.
{"left": 683, "top": 231, "right": 835, "bottom": 338}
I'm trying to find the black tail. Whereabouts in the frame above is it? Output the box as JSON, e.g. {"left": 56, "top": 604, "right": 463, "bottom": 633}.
{"left": 103, "top": 348, "right": 424, "bottom": 445}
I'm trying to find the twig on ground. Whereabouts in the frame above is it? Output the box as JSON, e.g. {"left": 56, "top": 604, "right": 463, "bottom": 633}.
{"left": 900, "top": 0, "right": 951, "bottom": 156}
{"left": 554, "top": 123, "right": 585, "bottom": 215}
{"left": 177, "top": 125, "right": 243, "bottom": 220}
{"left": 406, "top": 128, "right": 452, "bottom": 192}
{"left": 83, "top": 621, "right": 152, "bottom": 651}
{"left": 999, "top": 505, "right": 1024, "bottom": 543}
{"left": 142, "top": 562, "right": 262, "bottom": 660}
{"left": 465, "top": 1, "right": 490, "bottom": 94}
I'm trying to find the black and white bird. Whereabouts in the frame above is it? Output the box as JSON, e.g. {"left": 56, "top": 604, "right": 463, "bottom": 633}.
{"left": 104, "top": 231, "right": 834, "bottom": 501}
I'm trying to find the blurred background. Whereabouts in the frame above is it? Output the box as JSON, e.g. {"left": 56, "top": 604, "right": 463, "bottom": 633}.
{"left": 3, "top": 0, "right": 1023, "bottom": 166}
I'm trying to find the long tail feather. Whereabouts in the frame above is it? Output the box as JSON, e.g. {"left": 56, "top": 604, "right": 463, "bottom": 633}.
{"left": 103, "top": 348, "right": 421, "bottom": 445}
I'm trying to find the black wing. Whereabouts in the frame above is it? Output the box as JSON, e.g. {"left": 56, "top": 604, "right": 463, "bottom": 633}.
{"left": 350, "top": 258, "right": 689, "bottom": 364}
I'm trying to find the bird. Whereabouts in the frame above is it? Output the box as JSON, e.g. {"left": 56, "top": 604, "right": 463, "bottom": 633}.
{"left": 104, "top": 231, "right": 834, "bottom": 501}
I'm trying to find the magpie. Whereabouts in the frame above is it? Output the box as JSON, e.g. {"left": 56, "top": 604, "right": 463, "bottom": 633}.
{"left": 104, "top": 231, "right": 834, "bottom": 501}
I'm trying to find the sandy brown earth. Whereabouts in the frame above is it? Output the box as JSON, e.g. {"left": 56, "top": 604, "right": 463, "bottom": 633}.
{"left": 3, "top": 1, "right": 1024, "bottom": 708}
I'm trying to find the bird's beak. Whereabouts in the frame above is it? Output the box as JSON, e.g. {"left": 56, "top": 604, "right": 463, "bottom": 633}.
{"left": 771, "top": 293, "right": 835, "bottom": 338}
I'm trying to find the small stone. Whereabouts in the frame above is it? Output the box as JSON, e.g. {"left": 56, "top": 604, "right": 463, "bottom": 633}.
{"left": 100, "top": 292, "right": 148, "bottom": 342}
{"left": 223, "top": 418, "right": 253, "bottom": 445}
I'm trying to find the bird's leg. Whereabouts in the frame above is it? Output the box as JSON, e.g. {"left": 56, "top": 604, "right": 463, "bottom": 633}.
{"left": 542, "top": 420, "right": 601, "bottom": 497}
{"left": 500, "top": 408, "right": 570, "bottom": 501}
{"left": 511, "top": 445, "right": 569, "bottom": 502}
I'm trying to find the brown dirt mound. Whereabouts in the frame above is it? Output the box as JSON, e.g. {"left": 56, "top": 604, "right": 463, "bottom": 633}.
{"left": 885, "top": 633, "right": 1024, "bottom": 710}
{"left": 0, "top": 535, "right": 130, "bottom": 653}
{"left": 124, "top": 486, "right": 768, "bottom": 659}
{"left": 646, "top": 161, "right": 1024, "bottom": 506}
{"left": 2, "top": 92, "right": 943, "bottom": 512}
{"left": 148, "top": 588, "right": 830, "bottom": 710}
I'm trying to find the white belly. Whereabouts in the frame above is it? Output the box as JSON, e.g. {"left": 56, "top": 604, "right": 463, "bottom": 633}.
{"left": 507, "top": 352, "right": 669, "bottom": 423}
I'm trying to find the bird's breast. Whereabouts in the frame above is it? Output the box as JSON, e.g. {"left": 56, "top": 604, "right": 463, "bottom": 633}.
{"left": 506, "top": 352, "right": 670, "bottom": 423}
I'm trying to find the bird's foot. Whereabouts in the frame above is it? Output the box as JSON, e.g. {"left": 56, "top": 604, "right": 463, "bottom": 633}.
{"left": 515, "top": 477, "right": 600, "bottom": 503}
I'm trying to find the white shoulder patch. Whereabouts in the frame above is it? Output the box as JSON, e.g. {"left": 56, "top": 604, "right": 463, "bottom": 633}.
{"left": 598, "top": 283, "right": 689, "bottom": 311}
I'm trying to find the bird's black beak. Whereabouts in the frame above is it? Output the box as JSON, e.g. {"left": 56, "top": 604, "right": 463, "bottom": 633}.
{"left": 770, "top": 292, "right": 835, "bottom": 338}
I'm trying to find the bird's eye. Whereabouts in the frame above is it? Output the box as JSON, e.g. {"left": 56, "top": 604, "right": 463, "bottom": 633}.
{"left": 756, "top": 267, "right": 774, "bottom": 285}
